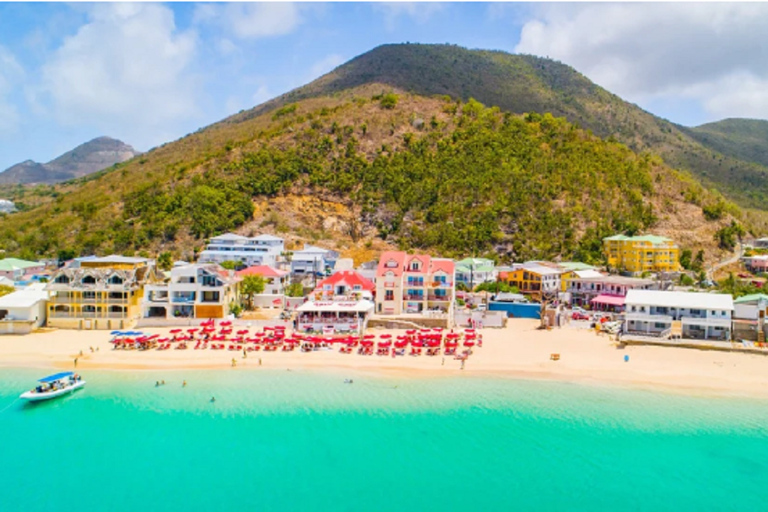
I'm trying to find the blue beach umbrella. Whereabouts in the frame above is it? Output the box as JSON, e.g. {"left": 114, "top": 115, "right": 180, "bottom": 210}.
{"left": 110, "top": 330, "right": 123, "bottom": 335}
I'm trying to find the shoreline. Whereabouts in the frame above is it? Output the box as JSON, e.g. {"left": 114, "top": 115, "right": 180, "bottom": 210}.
{"left": 2, "top": 319, "right": 768, "bottom": 399}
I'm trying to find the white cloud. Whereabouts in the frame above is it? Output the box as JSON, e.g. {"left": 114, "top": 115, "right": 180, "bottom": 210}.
{"left": 373, "top": 2, "right": 444, "bottom": 31}
{"left": 309, "top": 54, "right": 345, "bottom": 79}
{"left": 195, "top": 3, "right": 303, "bottom": 40}
{"left": 39, "top": 4, "right": 199, "bottom": 148}
{"left": 0, "top": 46, "right": 23, "bottom": 135}
{"left": 515, "top": 3, "right": 768, "bottom": 121}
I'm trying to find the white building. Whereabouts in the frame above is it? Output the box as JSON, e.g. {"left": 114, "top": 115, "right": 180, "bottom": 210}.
{"left": 143, "top": 264, "right": 240, "bottom": 320}
{"left": 198, "top": 233, "right": 284, "bottom": 268}
{"left": 235, "top": 265, "right": 290, "bottom": 308}
{"left": 0, "top": 285, "right": 48, "bottom": 334}
{"left": 623, "top": 290, "right": 733, "bottom": 341}
{"left": 290, "top": 245, "right": 339, "bottom": 275}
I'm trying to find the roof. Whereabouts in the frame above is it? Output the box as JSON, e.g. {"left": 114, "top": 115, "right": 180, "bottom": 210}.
{"left": 734, "top": 294, "right": 768, "bottom": 304}
{"left": 39, "top": 372, "right": 74, "bottom": 383}
{"left": 570, "top": 270, "right": 605, "bottom": 279}
{"left": 558, "top": 262, "right": 597, "bottom": 271}
{"left": 603, "top": 234, "right": 673, "bottom": 245}
{"left": 625, "top": 289, "right": 733, "bottom": 310}
{"left": 236, "top": 265, "right": 288, "bottom": 278}
{"left": 0, "top": 258, "right": 42, "bottom": 272}
{"left": 430, "top": 258, "right": 455, "bottom": 274}
{"left": 493, "top": 292, "right": 528, "bottom": 302}
{"left": 576, "top": 275, "right": 654, "bottom": 286}
{"left": 316, "top": 270, "right": 375, "bottom": 291}
{"left": 253, "top": 234, "right": 284, "bottom": 242}
{"left": 590, "top": 294, "right": 626, "bottom": 306}
{"left": 456, "top": 258, "right": 495, "bottom": 273}
{"left": 210, "top": 233, "right": 248, "bottom": 241}
{"left": 520, "top": 264, "right": 561, "bottom": 276}
{"left": 377, "top": 251, "right": 407, "bottom": 277}
{"left": 297, "top": 300, "right": 375, "bottom": 313}
{"left": 85, "top": 255, "right": 151, "bottom": 265}
{"left": 0, "top": 288, "right": 48, "bottom": 308}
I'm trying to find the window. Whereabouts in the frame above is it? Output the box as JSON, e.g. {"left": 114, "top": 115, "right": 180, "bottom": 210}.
{"left": 108, "top": 275, "right": 124, "bottom": 285}
{"left": 385, "top": 290, "right": 394, "bottom": 301}
{"left": 386, "top": 260, "right": 398, "bottom": 268}
{"left": 55, "top": 275, "right": 70, "bottom": 284}
{"left": 353, "top": 285, "right": 361, "bottom": 291}
{"left": 82, "top": 275, "right": 96, "bottom": 285}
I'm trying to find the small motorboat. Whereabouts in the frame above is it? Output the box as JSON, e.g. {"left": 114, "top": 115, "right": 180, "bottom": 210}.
{"left": 20, "top": 372, "right": 86, "bottom": 402}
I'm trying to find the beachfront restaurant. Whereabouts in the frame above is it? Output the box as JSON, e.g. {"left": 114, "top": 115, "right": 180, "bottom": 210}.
{"left": 296, "top": 300, "right": 374, "bottom": 335}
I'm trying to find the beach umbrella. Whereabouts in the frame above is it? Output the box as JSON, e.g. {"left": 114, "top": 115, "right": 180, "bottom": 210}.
{"left": 110, "top": 330, "right": 123, "bottom": 335}
{"left": 237, "top": 329, "right": 249, "bottom": 335}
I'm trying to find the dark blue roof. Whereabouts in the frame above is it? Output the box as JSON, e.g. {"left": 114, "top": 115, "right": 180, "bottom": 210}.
{"left": 39, "top": 372, "right": 74, "bottom": 383}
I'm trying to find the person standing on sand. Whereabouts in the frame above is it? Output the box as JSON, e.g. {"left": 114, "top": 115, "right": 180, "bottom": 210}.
{"left": 461, "top": 359, "right": 465, "bottom": 370}
{"left": 74, "top": 357, "right": 78, "bottom": 368}
{"left": 243, "top": 348, "right": 247, "bottom": 359}
{"left": 259, "top": 358, "right": 262, "bottom": 366}
{"left": 231, "top": 358, "right": 237, "bottom": 367}
{"left": 442, "top": 357, "right": 445, "bottom": 366}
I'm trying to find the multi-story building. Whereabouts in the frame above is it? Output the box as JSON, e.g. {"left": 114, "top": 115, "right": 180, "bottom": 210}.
{"left": 603, "top": 234, "right": 680, "bottom": 273}
{"left": 623, "top": 289, "right": 733, "bottom": 341}
{"left": 563, "top": 273, "right": 657, "bottom": 309}
{"left": 0, "top": 258, "right": 45, "bottom": 281}
{"left": 375, "top": 251, "right": 455, "bottom": 315}
{"left": 312, "top": 270, "right": 375, "bottom": 301}
{"left": 753, "top": 238, "right": 768, "bottom": 249}
{"left": 46, "top": 255, "right": 158, "bottom": 329}
{"left": 455, "top": 258, "right": 497, "bottom": 289}
{"left": 733, "top": 293, "right": 768, "bottom": 342}
{"left": 743, "top": 255, "right": 768, "bottom": 274}
{"left": 504, "top": 263, "right": 562, "bottom": 302}
{"left": 143, "top": 264, "right": 240, "bottom": 320}
{"left": 198, "top": 233, "right": 284, "bottom": 268}
{"left": 236, "top": 265, "right": 289, "bottom": 295}
{"left": 290, "top": 244, "right": 340, "bottom": 275}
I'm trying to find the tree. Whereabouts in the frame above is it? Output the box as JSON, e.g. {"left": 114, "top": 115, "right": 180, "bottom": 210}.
{"left": 679, "top": 249, "right": 692, "bottom": 270}
{"left": 57, "top": 248, "right": 76, "bottom": 264}
{"left": 379, "top": 93, "right": 398, "bottom": 110}
{"left": 286, "top": 282, "right": 304, "bottom": 297}
{"left": 714, "top": 221, "right": 745, "bottom": 251}
{"left": 692, "top": 250, "right": 705, "bottom": 272}
{"left": 220, "top": 260, "right": 239, "bottom": 271}
{"left": 157, "top": 251, "right": 173, "bottom": 271}
{"left": 240, "top": 274, "right": 266, "bottom": 310}
{"left": 229, "top": 301, "right": 243, "bottom": 317}
{"left": 474, "top": 281, "right": 519, "bottom": 294}
{"left": 679, "top": 274, "right": 695, "bottom": 286}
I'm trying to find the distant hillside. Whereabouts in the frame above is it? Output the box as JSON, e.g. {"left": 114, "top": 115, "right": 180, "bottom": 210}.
{"left": 0, "top": 137, "right": 139, "bottom": 185}
{"left": 683, "top": 118, "right": 768, "bottom": 168}
{"left": 0, "top": 88, "right": 746, "bottom": 266}
{"left": 232, "top": 44, "right": 768, "bottom": 209}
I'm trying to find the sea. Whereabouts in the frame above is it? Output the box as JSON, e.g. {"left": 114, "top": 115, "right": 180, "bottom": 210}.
{"left": 1, "top": 368, "right": 767, "bottom": 512}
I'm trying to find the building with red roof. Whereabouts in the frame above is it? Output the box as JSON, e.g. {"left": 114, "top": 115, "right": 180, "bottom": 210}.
{"left": 375, "top": 251, "right": 455, "bottom": 315}
{"left": 312, "top": 270, "right": 375, "bottom": 300}
{"left": 236, "top": 265, "right": 289, "bottom": 298}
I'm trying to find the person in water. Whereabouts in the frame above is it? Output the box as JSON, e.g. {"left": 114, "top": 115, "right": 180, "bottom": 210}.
{"left": 182, "top": 380, "right": 187, "bottom": 387}
{"left": 210, "top": 396, "right": 216, "bottom": 403}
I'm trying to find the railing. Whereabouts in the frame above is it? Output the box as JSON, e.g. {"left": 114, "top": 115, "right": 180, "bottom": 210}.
{"left": 403, "top": 295, "right": 425, "bottom": 301}
{"left": 383, "top": 282, "right": 396, "bottom": 288}
{"left": 428, "top": 281, "right": 451, "bottom": 288}
{"left": 427, "top": 295, "right": 451, "bottom": 301}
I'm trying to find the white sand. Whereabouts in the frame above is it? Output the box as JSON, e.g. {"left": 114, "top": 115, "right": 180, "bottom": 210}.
{"left": 2, "top": 319, "right": 767, "bottom": 397}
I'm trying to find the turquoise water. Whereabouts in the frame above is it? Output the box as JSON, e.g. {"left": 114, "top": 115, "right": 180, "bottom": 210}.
{"left": 1, "top": 368, "right": 767, "bottom": 511}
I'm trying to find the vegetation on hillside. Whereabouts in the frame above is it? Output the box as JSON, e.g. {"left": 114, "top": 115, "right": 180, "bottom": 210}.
{"left": 246, "top": 43, "right": 768, "bottom": 210}
{"left": 685, "top": 118, "right": 768, "bottom": 169}
{"left": 0, "top": 92, "right": 740, "bottom": 265}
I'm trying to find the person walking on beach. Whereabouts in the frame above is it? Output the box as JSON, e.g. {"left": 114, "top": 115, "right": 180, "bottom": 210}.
{"left": 74, "top": 357, "right": 78, "bottom": 368}
{"left": 461, "top": 359, "right": 465, "bottom": 370}
{"left": 231, "top": 358, "right": 237, "bottom": 367}
{"left": 243, "top": 348, "right": 247, "bottom": 359}
{"left": 259, "top": 358, "right": 262, "bottom": 366}
{"left": 442, "top": 357, "right": 445, "bottom": 366}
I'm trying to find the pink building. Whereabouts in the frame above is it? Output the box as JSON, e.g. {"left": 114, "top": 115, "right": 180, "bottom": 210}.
{"left": 374, "top": 251, "right": 455, "bottom": 315}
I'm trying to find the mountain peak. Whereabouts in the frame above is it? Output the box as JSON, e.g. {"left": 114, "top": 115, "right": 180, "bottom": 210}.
{"left": 0, "top": 137, "right": 140, "bottom": 185}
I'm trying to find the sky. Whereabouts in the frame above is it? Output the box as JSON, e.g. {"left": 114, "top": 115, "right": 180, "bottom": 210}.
{"left": 0, "top": 2, "right": 767, "bottom": 171}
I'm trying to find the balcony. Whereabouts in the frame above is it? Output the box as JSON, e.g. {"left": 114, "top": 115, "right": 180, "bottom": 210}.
{"left": 427, "top": 294, "right": 451, "bottom": 302}
{"left": 428, "top": 281, "right": 452, "bottom": 288}
{"left": 406, "top": 281, "right": 425, "bottom": 288}
{"left": 625, "top": 313, "right": 673, "bottom": 323}
{"left": 403, "top": 295, "right": 425, "bottom": 301}
{"left": 171, "top": 296, "right": 196, "bottom": 304}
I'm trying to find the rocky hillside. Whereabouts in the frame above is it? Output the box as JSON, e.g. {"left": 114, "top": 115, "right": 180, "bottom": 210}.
{"left": 0, "top": 136, "right": 139, "bottom": 185}
{"left": 0, "top": 87, "right": 749, "bottom": 267}
{"left": 237, "top": 44, "right": 768, "bottom": 210}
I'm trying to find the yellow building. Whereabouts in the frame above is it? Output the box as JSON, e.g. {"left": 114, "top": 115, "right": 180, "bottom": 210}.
{"left": 46, "top": 256, "right": 159, "bottom": 330}
{"left": 603, "top": 235, "right": 680, "bottom": 273}
{"left": 504, "top": 264, "right": 562, "bottom": 302}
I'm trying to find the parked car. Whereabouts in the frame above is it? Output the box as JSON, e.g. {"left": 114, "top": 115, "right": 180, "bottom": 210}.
{"left": 476, "top": 303, "right": 487, "bottom": 311}
{"left": 571, "top": 311, "right": 590, "bottom": 321}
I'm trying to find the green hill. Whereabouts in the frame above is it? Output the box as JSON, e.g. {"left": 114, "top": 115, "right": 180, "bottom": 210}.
{"left": 0, "top": 88, "right": 745, "bottom": 265}
{"left": 236, "top": 44, "right": 768, "bottom": 210}
{"left": 683, "top": 118, "right": 768, "bottom": 169}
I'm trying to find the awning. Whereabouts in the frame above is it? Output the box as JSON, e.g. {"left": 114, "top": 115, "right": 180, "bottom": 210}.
{"left": 590, "top": 294, "right": 625, "bottom": 307}
{"left": 297, "top": 300, "right": 374, "bottom": 313}
{"left": 39, "top": 372, "right": 74, "bottom": 383}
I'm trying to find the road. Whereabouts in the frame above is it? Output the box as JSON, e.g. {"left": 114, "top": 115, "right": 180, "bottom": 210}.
{"left": 706, "top": 242, "right": 744, "bottom": 280}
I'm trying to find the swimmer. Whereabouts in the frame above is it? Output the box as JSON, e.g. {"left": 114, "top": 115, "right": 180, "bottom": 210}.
{"left": 155, "top": 381, "right": 160, "bottom": 387}
{"left": 210, "top": 396, "right": 216, "bottom": 403}
{"left": 161, "top": 380, "right": 166, "bottom": 385}
{"left": 182, "top": 380, "right": 187, "bottom": 387}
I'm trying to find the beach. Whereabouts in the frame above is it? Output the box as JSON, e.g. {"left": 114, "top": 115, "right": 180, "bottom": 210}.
{"left": 2, "top": 319, "right": 767, "bottom": 398}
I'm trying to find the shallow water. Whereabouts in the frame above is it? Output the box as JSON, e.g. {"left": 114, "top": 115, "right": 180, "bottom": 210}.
{"left": 1, "top": 368, "right": 766, "bottom": 511}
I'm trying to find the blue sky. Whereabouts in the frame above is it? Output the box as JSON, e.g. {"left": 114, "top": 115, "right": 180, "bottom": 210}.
{"left": 1, "top": 2, "right": 767, "bottom": 171}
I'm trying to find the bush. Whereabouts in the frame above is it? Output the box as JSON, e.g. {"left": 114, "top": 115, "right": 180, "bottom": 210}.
{"left": 379, "top": 93, "right": 398, "bottom": 110}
